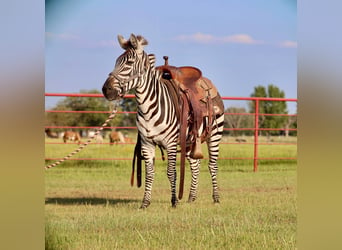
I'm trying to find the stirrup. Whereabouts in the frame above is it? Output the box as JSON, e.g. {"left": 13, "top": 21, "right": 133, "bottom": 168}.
{"left": 190, "top": 137, "right": 203, "bottom": 159}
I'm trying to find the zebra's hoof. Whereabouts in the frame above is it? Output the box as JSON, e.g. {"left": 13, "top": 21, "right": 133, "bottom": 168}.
{"left": 187, "top": 196, "right": 197, "bottom": 203}
{"left": 140, "top": 201, "right": 150, "bottom": 209}
{"left": 171, "top": 198, "right": 178, "bottom": 208}
{"left": 213, "top": 196, "right": 220, "bottom": 203}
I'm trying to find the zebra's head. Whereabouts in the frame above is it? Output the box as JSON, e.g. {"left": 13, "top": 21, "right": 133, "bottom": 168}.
{"left": 102, "top": 34, "right": 150, "bottom": 101}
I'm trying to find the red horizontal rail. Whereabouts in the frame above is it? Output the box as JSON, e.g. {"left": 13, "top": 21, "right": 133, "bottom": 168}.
{"left": 223, "top": 128, "right": 297, "bottom": 131}
{"left": 45, "top": 126, "right": 297, "bottom": 131}
{"left": 220, "top": 96, "right": 297, "bottom": 102}
{"left": 45, "top": 142, "right": 136, "bottom": 145}
{"left": 45, "top": 93, "right": 135, "bottom": 98}
{"left": 224, "top": 112, "right": 297, "bottom": 117}
{"left": 45, "top": 93, "right": 296, "bottom": 102}
{"left": 46, "top": 126, "right": 136, "bottom": 129}
{"left": 45, "top": 141, "right": 297, "bottom": 146}
{"left": 45, "top": 110, "right": 298, "bottom": 118}
{"left": 45, "top": 110, "right": 137, "bottom": 114}
{"left": 45, "top": 157, "right": 296, "bottom": 161}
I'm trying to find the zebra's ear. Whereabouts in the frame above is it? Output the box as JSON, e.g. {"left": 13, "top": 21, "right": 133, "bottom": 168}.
{"left": 137, "top": 35, "right": 148, "bottom": 46}
{"left": 129, "top": 34, "right": 147, "bottom": 53}
{"left": 117, "top": 35, "right": 130, "bottom": 50}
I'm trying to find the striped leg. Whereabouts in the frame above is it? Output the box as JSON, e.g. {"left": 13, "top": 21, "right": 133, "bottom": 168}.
{"left": 187, "top": 156, "right": 201, "bottom": 203}
{"left": 166, "top": 143, "right": 178, "bottom": 207}
{"left": 207, "top": 115, "right": 224, "bottom": 203}
{"left": 140, "top": 143, "right": 156, "bottom": 209}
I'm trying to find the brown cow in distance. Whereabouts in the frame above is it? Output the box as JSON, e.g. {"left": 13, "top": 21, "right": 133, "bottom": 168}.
{"left": 45, "top": 128, "right": 58, "bottom": 138}
{"left": 63, "top": 131, "right": 82, "bottom": 144}
{"left": 109, "top": 131, "right": 125, "bottom": 145}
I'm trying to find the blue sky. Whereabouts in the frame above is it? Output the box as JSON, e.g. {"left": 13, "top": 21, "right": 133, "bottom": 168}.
{"left": 45, "top": 0, "right": 297, "bottom": 112}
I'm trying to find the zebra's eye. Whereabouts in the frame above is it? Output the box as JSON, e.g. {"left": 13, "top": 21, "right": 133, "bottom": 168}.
{"left": 126, "top": 60, "right": 134, "bottom": 65}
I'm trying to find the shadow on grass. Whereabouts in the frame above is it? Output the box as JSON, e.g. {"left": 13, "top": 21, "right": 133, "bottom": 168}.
{"left": 45, "top": 197, "right": 140, "bottom": 206}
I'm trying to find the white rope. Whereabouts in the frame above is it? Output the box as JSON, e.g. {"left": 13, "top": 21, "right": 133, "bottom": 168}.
{"left": 45, "top": 108, "right": 118, "bottom": 170}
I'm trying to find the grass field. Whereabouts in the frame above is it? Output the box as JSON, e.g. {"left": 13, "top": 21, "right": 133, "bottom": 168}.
{"left": 45, "top": 135, "right": 297, "bottom": 249}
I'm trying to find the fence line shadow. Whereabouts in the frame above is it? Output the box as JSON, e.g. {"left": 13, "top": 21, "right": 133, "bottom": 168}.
{"left": 45, "top": 197, "right": 140, "bottom": 206}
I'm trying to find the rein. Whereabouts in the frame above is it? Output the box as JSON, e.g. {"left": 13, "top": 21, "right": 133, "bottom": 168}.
{"left": 110, "top": 68, "right": 146, "bottom": 86}
{"left": 109, "top": 54, "right": 149, "bottom": 92}
{"left": 44, "top": 107, "right": 118, "bottom": 170}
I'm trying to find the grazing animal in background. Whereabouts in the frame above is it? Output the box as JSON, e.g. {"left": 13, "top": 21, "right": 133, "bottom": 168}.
{"left": 109, "top": 131, "right": 125, "bottom": 145}
{"left": 235, "top": 138, "right": 247, "bottom": 143}
{"left": 124, "top": 136, "right": 134, "bottom": 144}
{"left": 45, "top": 128, "right": 58, "bottom": 138}
{"left": 102, "top": 34, "right": 224, "bottom": 208}
{"left": 63, "top": 131, "right": 82, "bottom": 144}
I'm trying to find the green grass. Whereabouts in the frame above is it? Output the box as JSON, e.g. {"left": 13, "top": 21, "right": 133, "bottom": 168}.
{"left": 45, "top": 135, "right": 297, "bottom": 249}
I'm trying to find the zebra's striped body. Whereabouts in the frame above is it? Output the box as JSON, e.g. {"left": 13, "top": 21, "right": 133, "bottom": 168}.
{"left": 102, "top": 34, "right": 224, "bottom": 208}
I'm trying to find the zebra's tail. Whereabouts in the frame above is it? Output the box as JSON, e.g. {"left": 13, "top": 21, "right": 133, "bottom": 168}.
{"left": 131, "top": 133, "right": 142, "bottom": 187}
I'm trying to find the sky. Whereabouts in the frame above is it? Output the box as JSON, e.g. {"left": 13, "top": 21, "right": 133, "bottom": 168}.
{"left": 45, "top": 0, "right": 297, "bottom": 113}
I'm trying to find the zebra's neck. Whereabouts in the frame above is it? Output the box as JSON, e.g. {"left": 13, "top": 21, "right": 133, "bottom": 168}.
{"left": 135, "top": 68, "right": 163, "bottom": 116}
{"left": 134, "top": 67, "right": 180, "bottom": 143}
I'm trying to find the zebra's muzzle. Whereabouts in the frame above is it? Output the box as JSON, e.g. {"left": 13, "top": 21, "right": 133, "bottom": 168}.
{"left": 102, "top": 77, "right": 124, "bottom": 101}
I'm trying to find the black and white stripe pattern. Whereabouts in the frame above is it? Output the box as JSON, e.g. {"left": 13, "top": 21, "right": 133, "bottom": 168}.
{"left": 102, "top": 34, "right": 224, "bottom": 208}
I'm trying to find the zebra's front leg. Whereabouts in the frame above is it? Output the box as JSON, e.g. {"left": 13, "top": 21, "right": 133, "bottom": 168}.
{"left": 140, "top": 144, "right": 156, "bottom": 209}
{"left": 187, "top": 155, "right": 201, "bottom": 203}
{"left": 166, "top": 144, "right": 178, "bottom": 207}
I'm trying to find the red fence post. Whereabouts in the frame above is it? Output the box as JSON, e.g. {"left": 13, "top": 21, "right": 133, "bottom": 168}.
{"left": 254, "top": 100, "right": 259, "bottom": 172}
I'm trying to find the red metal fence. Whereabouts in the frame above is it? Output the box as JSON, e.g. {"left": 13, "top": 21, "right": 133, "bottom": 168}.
{"left": 45, "top": 93, "right": 297, "bottom": 171}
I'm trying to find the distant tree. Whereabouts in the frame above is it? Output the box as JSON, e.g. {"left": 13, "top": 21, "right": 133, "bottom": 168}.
{"left": 45, "top": 89, "right": 138, "bottom": 135}
{"left": 286, "top": 105, "right": 297, "bottom": 136}
{"left": 224, "top": 107, "right": 253, "bottom": 136}
{"left": 45, "top": 89, "right": 114, "bottom": 134}
{"left": 248, "top": 84, "right": 288, "bottom": 136}
{"left": 285, "top": 115, "right": 297, "bottom": 137}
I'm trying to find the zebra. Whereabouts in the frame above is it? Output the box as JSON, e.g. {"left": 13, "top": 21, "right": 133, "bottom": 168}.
{"left": 102, "top": 34, "right": 224, "bottom": 208}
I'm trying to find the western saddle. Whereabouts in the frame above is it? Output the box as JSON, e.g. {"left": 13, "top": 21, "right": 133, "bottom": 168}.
{"left": 131, "top": 56, "right": 224, "bottom": 200}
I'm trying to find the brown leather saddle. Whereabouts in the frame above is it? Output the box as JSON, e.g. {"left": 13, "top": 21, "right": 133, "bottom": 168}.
{"left": 132, "top": 56, "right": 224, "bottom": 200}
{"left": 156, "top": 56, "right": 223, "bottom": 153}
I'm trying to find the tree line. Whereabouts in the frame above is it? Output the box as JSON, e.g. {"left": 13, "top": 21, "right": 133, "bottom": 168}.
{"left": 45, "top": 85, "right": 297, "bottom": 137}
{"left": 224, "top": 84, "right": 297, "bottom": 136}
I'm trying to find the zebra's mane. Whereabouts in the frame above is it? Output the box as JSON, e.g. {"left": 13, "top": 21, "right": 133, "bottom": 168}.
{"left": 147, "top": 54, "right": 156, "bottom": 69}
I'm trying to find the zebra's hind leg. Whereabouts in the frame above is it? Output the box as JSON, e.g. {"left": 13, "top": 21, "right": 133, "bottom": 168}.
{"left": 166, "top": 144, "right": 178, "bottom": 207}
{"left": 207, "top": 146, "right": 221, "bottom": 203}
{"left": 207, "top": 115, "right": 224, "bottom": 203}
{"left": 140, "top": 144, "right": 156, "bottom": 209}
{"left": 208, "top": 161, "right": 219, "bottom": 203}
{"left": 187, "top": 155, "right": 201, "bottom": 203}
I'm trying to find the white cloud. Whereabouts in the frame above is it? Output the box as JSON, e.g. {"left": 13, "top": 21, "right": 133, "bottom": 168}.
{"left": 222, "top": 34, "right": 263, "bottom": 44}
{"left": 279, "top": 40, "right": 297, "bottom": 48}
{"left": 175, "top": 33, "right": 215, "bottom": 44}
{"left": 174, "top": 32, "right": 263, "bottom": 45}
{"left": 45, "top": 32, "right": 80, "bottom": 40}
